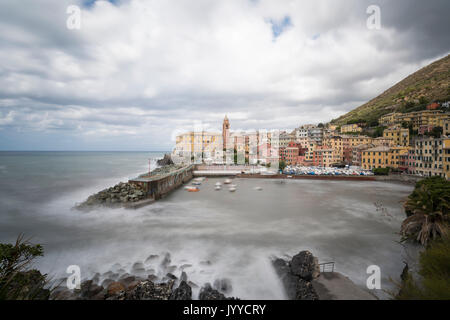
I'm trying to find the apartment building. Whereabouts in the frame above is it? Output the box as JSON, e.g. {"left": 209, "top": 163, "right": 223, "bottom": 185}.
{"left": 380, "top": 110, "right": 449, "bottom": 130}
{"left": 383, "top": 127, "right": 410, "bottom": 146}
{"left": 341, "top": 123, "right": 363, "bottom": 134}
{"left": 413, "top": 137, "right": 445, "bottom": 177}
{"left": 362, "top": 146, "right": 390, "bottom": 170}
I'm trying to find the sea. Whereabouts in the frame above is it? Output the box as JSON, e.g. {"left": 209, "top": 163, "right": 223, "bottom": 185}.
{"left": 0, "top": 151, "right": 417, "bottom": 299}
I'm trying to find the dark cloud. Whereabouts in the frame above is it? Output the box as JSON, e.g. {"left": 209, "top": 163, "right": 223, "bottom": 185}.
{"left": 0, "top": 0, "right": 449, "bottom": 150}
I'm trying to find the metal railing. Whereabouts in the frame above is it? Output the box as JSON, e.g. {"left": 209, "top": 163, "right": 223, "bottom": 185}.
{"left": 319, "top": 262, "right": 335, "bottom": 273}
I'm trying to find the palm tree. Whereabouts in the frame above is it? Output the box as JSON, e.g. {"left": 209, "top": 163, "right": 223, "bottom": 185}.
{"left": 401, "top": 177, "right": 450, "bottom": 246}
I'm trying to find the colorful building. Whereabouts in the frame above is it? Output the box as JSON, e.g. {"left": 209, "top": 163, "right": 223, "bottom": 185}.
{"left": 340, "top": 123, "right": 363, "bottom": 134}
{"left": 383, "top": 127, "right": 410, "bottom": 146}
{"left": 362, "top": 146, "right": 390, "bottom": 170}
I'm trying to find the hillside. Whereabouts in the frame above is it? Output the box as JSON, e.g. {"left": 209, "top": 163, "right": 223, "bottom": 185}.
{"left": 331, "top": 54, "right": 450, "bottom": 126}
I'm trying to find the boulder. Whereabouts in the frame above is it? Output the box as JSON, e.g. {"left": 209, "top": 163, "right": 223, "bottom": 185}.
{"left": 198, "top": 283, "right": 226, "bottom": 300}
{"left": 213, "top": 278, "right": 232, "bottom": 294}
{"left": 79, "top": 280, "right": 103, "bottom": 299}
{"left": 296, "top": 279, "right": 319, "bottom": 300}
{"left": 126, "top": 280, "right": 174, "bottom": 300}
{"left": 157, "top": 154, "right": 174, "bottom": 166}
{"left": 107, "top": 281, "right": 126, "bottom": 297}
{"left": 170, "top": 281, "right": 192, "bottom": 300}
{"left": 290, "top": 251, "right": 320, "bottom": 281}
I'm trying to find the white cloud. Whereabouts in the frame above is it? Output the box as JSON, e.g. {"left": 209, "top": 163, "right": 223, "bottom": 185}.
{"left": 0, "top": 0, "right": 449, "bottom": 150}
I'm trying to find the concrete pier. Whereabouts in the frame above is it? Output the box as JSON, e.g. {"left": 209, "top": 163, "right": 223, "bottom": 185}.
{"left": 129, "top": 165, "right": 194, "bottom": 200}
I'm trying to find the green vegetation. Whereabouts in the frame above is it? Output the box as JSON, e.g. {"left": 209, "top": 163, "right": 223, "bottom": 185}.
{"left": 279, "top": 160, "right": 287, "bottom": 171}
{"left": 372, "top": 167, "right": 390, "bottom": 176}
{"left": 395, "top": 237, "right": 450, "bottom": 300}
{"left": 423, "top": 126, "right": 443, "bottom": 139}
{"left": 331, "top": 54, "right": 450, "bottom": 126}
{"left": 401, "top": 177, "right": 450, "bottom": 246}
{"left": 394, "top": 177, "right": 450, "bottom": 300}
{"left": 0, "top": 235, "right": 49, "bottom": 300}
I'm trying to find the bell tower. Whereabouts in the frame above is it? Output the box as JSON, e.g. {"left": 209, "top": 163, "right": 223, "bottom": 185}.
{"left": 222, "top": 115, "right": 230, "bottom": 148}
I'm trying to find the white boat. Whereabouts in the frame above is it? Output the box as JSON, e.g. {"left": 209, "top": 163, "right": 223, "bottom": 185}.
{"left": 229, "top": 187, "right": 236, "bottom": 192}
{"left": 254, "top": 187, "right": 263, "bottom": 191}
{"left": 215, "top": 186, "right": 222, "bottom": 191}
{"left": 192, "top": 181, "right": 202, "bottom": 186}
{"left": 215, "top": 182, "right": 222, "bottom": 186}
{"left": 224, "top": 179, "right": 232, "bottom": 184}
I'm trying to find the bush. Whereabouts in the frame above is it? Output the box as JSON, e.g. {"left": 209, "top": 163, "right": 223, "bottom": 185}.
{"left": 395, "top": 237, "right": 450, "bottom": 300}
{"left": 373, "top": 167, "right": 390, "bottom": 175}
{"left": 0, "top": 235, "right": 49, "bottom": 300}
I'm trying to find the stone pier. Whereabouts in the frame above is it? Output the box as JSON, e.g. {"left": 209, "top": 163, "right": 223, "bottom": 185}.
{"left": 128, "top": 165, "right": 194, "bottom": 200}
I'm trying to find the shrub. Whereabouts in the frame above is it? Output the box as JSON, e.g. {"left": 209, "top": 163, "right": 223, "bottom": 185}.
{"left": 0, "top": 235, "right": 49, "bottom": 300}
{"left": 373, "top": 167, "right": 390, "bottom": 176}
{"left": 395, "top": 237, "right": 450, "bottom": 300}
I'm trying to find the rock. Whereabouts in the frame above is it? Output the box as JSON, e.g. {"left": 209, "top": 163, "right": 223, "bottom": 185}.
{"left": 101, "top": 278, "right": 114, "bottom": 288}
{"left": 213, "top": 278, "right": 232, "bottom": 294}
{"left": 107, "top": 282, "right": 126, "bottom": 297}
{"left": 126, "top": 280, "right": 174, "bottom": 300}
{"left": 198, "top": 283, "right": 226, "bottom": 300}
{"left": 127, "top": 280, "right": 141, "bottom": 291}
{"left": 290, "top": 251, "right": 320, "bottom": 281}
{"left": 157, "top": 154, "right": 174, "bottom": 166}
{"left": 272, "top": 251, "right": 321, "bottom": 300}
{"left": 188, "top": 281, "right": 199, "bottom": 288}
{"left": 80, "top": 280, "right": 103, "bottom": 299}
{"left": 92, "top": 273, "right": 100, "bottom": 284}
{"left": 180, "top": 271, "right": 188, "bottom": 282}
{"left": 170, "top": 281, "right": 192, "bottom": 300}
{"left": 145, "top": 254, "right": 159, "bottom": 264}
{"left": 147, "top": 274, "right": 158, "bottom": 282}
{"left": 166, "top": 273, "right": 177, "bottom": 280}
{"left": 160, "top": 252, "right": 171, "bottom": 269}
{"left": 132, "top": 262, "right": 145, "bottom": 270}
{"left": 180, "top": 264, "right": 192, "bottom": 270}
{"left": 296, "top": 279, "right": 319, "bottom": 300}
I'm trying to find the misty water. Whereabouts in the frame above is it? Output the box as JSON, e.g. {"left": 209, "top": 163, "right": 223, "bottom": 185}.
{"left": 0, "top": 152, "right": 416, "bottom": 299}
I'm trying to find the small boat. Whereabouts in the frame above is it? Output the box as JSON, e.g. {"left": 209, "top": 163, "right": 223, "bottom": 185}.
{"left": 185, "top": 186, "right": 199, "bottom": 192}
{"left": 224, "top": 179, "right": 232, "bottom": 184}
{"left": 230, "top": 184, "right": 237, "bottom": 188}
{"left": 192, "top": 181, "right": 202, "bottom": 186}
{"left": 229, "top": 187, "right": 236, "bottom": 192}
{"left": 254, "top": 187, "right": 263, "bottom": 191}
{"left": 215, "top": 182, "right": 222, "bottom": 187}
{"left": 215, "top": 186, "right": 222, "bottom": 191}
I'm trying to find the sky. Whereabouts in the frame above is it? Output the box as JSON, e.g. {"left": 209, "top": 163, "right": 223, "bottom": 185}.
{"left": 0, "top": 0, "right": 449, "bottom": 151}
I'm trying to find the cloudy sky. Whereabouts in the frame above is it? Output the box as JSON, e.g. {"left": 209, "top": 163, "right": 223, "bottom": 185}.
{"left": 0, "top": 0, "right": 449, "bottom": 151}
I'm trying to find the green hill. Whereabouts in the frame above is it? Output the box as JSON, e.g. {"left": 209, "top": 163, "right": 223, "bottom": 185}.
{"left": 331, "top": 54, "right": 450, "bottom": 126}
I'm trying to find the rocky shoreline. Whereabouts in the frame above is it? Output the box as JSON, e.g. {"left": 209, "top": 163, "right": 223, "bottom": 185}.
{"left": 52, "top": 251, "right": 321, "bottom": 300}
{"left": 52, "top": 252, "right": 239, "bottom": 300}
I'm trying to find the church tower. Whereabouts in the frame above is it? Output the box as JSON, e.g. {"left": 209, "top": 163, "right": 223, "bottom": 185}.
{"left": 222, "top": 115, "right": 230, "bottom": 149}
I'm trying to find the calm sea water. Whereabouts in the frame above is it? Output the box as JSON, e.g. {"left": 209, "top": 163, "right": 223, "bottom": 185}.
{"left": 0, "top": 152, "right": 416, "bottom": 299}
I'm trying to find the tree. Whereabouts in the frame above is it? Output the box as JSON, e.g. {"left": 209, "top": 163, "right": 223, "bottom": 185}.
{"left": 401, "top": 177, "right": 450, "bottom": 245}
{"left": 0, "top": 235, "right": 49, "bottom": 300}
{"left": 279, "top": 160, "right": 287, "bottom": 171}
